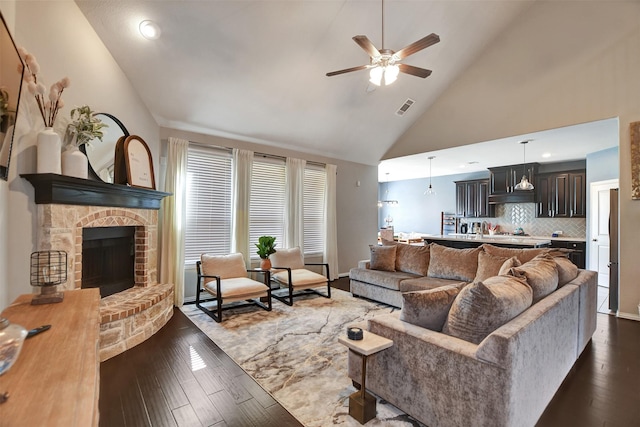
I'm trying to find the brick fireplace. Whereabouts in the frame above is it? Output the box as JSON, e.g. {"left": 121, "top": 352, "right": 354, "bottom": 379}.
{"left": 25, "top": 174, "right": 174, "bottom": 361}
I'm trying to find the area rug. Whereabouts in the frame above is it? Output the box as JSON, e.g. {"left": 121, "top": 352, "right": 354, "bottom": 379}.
{"left": 181, "top": 289, "right": 425, "bottom": 427}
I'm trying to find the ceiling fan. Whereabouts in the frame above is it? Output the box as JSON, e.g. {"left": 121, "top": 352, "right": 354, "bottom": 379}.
{"left": 326, "top": 0, "right": 440, "bottom": 86}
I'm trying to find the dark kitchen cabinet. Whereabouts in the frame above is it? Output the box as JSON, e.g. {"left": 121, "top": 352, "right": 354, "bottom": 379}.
{"left": 488, "top": 163, "right": 539, "bottom": 204}
{"left": 550, "top": 239, "right": 586, "bottom": 269}
{"left": 455, "top": 179, "right": 494, "bottom": 218}
{"left": 535, "top": 170, "right": 585, "bottom": 218}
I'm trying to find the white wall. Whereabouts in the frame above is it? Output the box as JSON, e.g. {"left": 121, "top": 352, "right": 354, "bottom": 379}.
{"left": 389, "top": 1, "right": 640, "bottom": 318}
{"left": 0, "top": 0, "right": 159, "bottom": 309}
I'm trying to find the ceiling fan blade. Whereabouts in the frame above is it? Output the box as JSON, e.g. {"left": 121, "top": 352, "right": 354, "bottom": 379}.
{"left": 353, "top": 35, "right": 381, "bottom": 58}
{"left": 398, "top": 63, "right": 432, "bottom": 78}
{"left": 326, "top": 64, "right": 369, "bottom": 77}
{"left": 394, "top": 33, "right": 440, "bottom": 60}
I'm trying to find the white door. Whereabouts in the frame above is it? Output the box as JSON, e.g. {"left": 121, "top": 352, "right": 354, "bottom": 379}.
{"left": 589, "top": 179, "right": 618, "bottom": 287}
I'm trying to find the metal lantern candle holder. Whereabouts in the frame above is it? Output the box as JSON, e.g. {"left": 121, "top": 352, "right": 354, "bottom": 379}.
{"left": 30, "top": 250, "right": 67, "bottom": 305}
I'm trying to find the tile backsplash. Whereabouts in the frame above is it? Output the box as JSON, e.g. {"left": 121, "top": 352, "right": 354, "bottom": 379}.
{"left": 464, "top": 203, "right": 586, "bottom": 238}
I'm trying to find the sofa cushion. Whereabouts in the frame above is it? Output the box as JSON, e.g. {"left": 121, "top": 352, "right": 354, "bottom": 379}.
{"left": 369, "top": 245, "right": 397, "bottom": 272}
{"left": 427, "top": 244, "right": 481, "bottom": 282}
{"left": 474, "top": 251, "right": 513, "bottom": 282}
{"left": 400, "top": 285, "right": 461, "bottom": 331}
{"left": 399, "top": 276, "right": 467, "bottom": 293}
{"left": 509, "top": 253, "right": 559, "bottom": 302}
{"left": 443, "top": 275, "right": 533, "bottom": 344}
{"left": 349, "top": 268, "right": 418, "bottom": 291}
{"left": 554, "top": 256, "right": 579, "bottom": 286}
{"left": 270, "top": 247, "right": 305, "bottom": 271}
{"left": 201, "top": 253, "right": 247, "bottom": 279}
{"left": 482, "top": 244, "right": 555, "bottom": 264}
{"left": 382, "top": 239, "right": 430, "bottom": 276}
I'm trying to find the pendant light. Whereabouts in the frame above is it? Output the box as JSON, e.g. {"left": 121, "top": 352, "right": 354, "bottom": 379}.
{"left": 514, "top": 140, "right": 534, "bottom": 191}
{"left": 424, "top": 156, "right": 436, "bottom": 195}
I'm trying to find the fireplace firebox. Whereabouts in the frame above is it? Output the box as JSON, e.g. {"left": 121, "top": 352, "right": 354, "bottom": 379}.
{"left": 82, "top": 226, "right": 135, "bottom": 297}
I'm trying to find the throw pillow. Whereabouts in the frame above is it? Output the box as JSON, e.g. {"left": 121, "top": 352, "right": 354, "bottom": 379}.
{"left": 369, "top": 245, "right": 397, "bottom": 272}
{"left": 427, "top": 243, "right": 481, "bottom": 282}
{"left": 509, "top": 253, "right": 559, "bottom": 302}
{"left": 400, "top": 285, "right": 461, "bottom": 331}
{"left": 498, "top": 256, "right": 521, "bottom": 276}
{"left": 201, "top": 253, "right": 247, "bottom": 279}
{"left": 270, "top": 247, "right": 305, "bottom": 270}
{"left": 382, "top": 239, "right": 430, "bottom": 276}
{"left": 474, "top": 251, "right": 512, "bottom": 282}
{"left": 481, "top": 244, "right": 548, "bottom": 264}
{"left": 554, "top": 256, "right": 579, "bottom": 286}
{"left": 443, "top": 275, "right": 533, "bottom": 344}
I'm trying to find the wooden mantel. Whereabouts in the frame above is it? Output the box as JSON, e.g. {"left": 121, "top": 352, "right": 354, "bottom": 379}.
{"left": 21, "top": 173, "right": 170, "bottom": 209}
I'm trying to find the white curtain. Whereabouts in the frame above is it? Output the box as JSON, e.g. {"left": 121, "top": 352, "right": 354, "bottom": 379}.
{"left": 231, "top": 148, "right": 253, "bottom": 265}
{"left": 285, "top": 157, "right": 306, "bottom": 250}
{"left": 324, "top": 164, "right": 339, "bottom": 279}
{"left": 159, "top": 137, "right": 189, "bottom": 306}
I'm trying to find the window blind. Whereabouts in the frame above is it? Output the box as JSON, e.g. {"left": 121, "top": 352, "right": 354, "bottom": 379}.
{"left": 304, "top": 165, "right": 326, "bottom": 255}
{"left": 249, "top": 157, "right": 286, "bottom": 258}
{"left": 184, "top": 145, "right": 232, "bottom": 265}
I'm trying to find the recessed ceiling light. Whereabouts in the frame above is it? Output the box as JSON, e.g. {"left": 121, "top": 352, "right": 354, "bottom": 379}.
{"left": 542, "top": 152, "right": 551, "bottom": 158}
{"left": 139, "top": 20, "right": 161, "bottom": 40}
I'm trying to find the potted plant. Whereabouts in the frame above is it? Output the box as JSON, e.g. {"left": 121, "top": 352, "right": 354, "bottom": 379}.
{"left": 255, "top": 236, "right": 277, "bottom": 270}
{"left": 61, "top": 105, "right": 107, "bottom": 179}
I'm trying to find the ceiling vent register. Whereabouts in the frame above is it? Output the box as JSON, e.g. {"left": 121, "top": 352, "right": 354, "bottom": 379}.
{"left": 396, "top": 98, "right": 415, "bottom": 116}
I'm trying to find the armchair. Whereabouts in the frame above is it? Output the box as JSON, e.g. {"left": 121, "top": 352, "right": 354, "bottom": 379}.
{"left": 196, "top": 253, "right": 271, "bottom": 322}
{"left": 270, "top": 247, "right": 331, "bottom": 306}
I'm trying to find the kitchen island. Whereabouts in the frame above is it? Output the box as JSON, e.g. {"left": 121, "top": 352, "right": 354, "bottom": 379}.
{"left": 424, "top": 234, "right": 551, "bottom": 249}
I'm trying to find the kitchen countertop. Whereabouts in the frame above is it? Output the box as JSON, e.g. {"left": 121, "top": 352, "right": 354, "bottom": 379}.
{"left": 443, "top": 233, "right": 586, "bottom": 243}
{"left": 425, "top": 234, "right": 552, "bottom": 247}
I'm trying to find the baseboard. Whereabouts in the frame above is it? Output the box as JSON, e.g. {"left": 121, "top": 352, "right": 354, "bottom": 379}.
{"left": 338, "top": 272, "right": 350, "bottom": 278}
{"left": 616, "top": 310, "right": 640, "bottom": 322}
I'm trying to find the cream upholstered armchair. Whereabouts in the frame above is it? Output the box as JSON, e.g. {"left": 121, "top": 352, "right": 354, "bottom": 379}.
{"left": 196, "top": 253, "right": 271, "bottom": 322}
{"left": 270, "top": 247, "right": 331, "bottom": 306}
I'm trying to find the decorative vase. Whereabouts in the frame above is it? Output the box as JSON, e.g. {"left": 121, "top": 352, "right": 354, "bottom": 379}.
{"left": 62, "top": 145, "right": 88, "bottom": 179}
{"left": 260, "top": 258, "right": 272, "bottom": 270}
{"left": 36, "top": 127, "right": 61, "bottom": 174}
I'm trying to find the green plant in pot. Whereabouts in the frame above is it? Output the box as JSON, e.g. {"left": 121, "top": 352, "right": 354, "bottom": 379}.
{"left": 61, "top": 105, "right": 108, "bottom": 179}
{"left": 256, "top": 236, "right": 277, "bottom": 270}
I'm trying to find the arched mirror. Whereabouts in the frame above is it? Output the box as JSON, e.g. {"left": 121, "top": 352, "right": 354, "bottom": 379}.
{"left": 81, "top": 113, "right": 129, "bottom": 182}
{"left": 0, "top": 12, "right": 24, "bottom": 181}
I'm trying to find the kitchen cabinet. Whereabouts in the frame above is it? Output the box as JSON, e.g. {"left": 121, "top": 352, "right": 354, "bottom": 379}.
{"left": 535, "top": 170, "right": 585, "bottom": 218}
{"left": 455, "top": 179, "right": 495, "bottom": 218}
{"left": 550, "top": 239, "right": 586, "bottom": 268}
{"left": 488, "top": 163, "right": 539, "bottom": 204}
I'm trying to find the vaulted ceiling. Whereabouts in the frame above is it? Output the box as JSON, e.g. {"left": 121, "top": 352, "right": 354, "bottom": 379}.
{"left": 76, "top": 0, "right": 535, "bottom": 166}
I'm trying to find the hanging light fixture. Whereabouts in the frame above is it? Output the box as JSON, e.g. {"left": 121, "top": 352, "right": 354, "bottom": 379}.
{"left": 514, "top": 140, "right": 534, "bottom": 190}
{"left": 424, "top": 156, "right": 436, "bottom": 195}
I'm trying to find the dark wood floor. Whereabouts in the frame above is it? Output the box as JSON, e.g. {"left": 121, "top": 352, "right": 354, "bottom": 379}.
{"left": 101, "top": 277, "right": 640, "bottom": 427}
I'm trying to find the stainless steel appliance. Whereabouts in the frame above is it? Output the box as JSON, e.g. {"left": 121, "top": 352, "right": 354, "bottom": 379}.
{"left": 608, "top": 188, "right": 619, "bottom": 311}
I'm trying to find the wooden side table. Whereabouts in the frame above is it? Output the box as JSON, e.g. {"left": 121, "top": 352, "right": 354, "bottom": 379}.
{"left": 339, "top": 329, "right": 393, "bottom": 424}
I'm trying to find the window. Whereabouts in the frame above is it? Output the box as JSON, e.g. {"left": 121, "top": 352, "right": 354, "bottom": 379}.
{"left": 249, "top": 157, "right": 286, "bottom": 258}
{"left": 304, "top": 165, "right": 326, "bottom": 255}
{"left": 184, "top": 145, "right": 232, "bottom": 265}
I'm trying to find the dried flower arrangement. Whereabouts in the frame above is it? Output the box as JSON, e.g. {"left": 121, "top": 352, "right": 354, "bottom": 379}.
{"left": 65, "top": 105, "right": 107, "bottom": 147}
{"left": 18, "top": 47, "right": 70, "bottom": 128}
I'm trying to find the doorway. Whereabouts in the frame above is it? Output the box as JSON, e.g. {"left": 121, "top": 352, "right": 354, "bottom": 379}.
{"left": 589, "top": 179, "right": 618, "bottom": 313}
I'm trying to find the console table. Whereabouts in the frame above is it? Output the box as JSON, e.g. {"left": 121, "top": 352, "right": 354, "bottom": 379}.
{"left": 0, "top": 289, "right": 100, "bottom": 426}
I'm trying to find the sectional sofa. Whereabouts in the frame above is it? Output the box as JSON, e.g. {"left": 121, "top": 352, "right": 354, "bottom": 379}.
{"left": 347, "top": 242, "right": 597, "bottom": 427}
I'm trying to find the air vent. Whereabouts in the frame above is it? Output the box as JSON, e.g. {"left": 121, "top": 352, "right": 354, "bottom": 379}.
{"left": 396, "top": 98, "right": 415, "bottom": 116}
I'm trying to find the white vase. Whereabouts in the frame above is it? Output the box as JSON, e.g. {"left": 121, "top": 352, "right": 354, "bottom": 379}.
{"left": 36, "top": 127, "right": 61, "bottom": 174}
{"left": 62, "top": 145, "right": 88, "bottom": 179}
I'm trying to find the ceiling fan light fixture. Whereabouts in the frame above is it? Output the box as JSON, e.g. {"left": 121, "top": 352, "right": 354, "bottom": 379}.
{"left": 369, "top": 66, "right": 383, "bottom": 86}
{"left": 384, "top": 64, "right": 399, "bottom": 85}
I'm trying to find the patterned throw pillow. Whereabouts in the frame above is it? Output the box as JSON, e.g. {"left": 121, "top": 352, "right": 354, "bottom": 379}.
{"left": 369, "top": 245, "right": 397, "bottom": 272}
{"left": 400, "top": 285, "right": 461, "bottom": 331}
{"left": 427, "top": 243, "right": 481, "bottom": 282}
{"left": 443, "top": 275, "right": 533, "bottom": 344}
